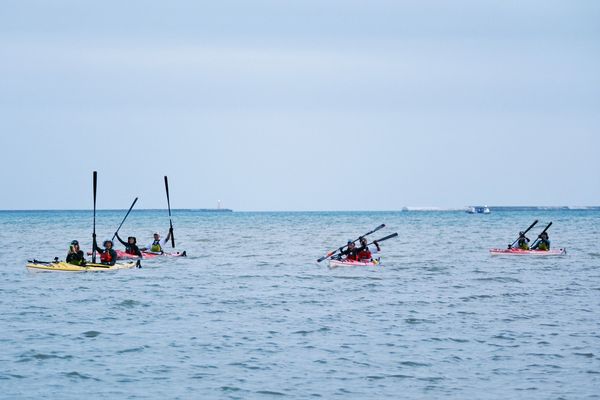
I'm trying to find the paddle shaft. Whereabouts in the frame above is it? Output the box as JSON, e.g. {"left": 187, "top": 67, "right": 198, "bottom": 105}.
{"left": 510, "top": 219, "right": 538, "bottom": 248}
{"left": 92, "top": 171, "right": 97, "bottom": 263}
{"left": 317, "top": 223, "right": 385, "bottom": 262}
{"left": 164, "top": 176, "right": 175, "bottom": 248}
{"left": 112, "top": 197, "right": 138, "bottom": 241}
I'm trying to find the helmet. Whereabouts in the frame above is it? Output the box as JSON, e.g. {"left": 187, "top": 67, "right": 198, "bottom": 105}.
{"left": 128, "top": 236, "right": 137, "bottom": 243}
{"left": 70, "top": 240, "right": 79, "bottom": 246}
{"left": 103, "top": 239, "right": 113, "bottom": 246}
{"left": 347, "top": 239, "right": 353, "bottom": 244}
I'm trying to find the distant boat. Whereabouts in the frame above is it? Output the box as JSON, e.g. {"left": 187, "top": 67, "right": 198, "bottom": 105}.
{"left": 466, "top": 205, "right": 490, "bottom": 214}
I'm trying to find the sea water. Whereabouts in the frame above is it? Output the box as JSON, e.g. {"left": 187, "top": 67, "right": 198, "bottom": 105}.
{"left": 0, "top": 210, "right": 598, "bottom": 399}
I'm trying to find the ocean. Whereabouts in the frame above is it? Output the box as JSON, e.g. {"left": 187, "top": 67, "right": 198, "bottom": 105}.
{"left": 0, "top": 209, "right": 598, "bottom": 399}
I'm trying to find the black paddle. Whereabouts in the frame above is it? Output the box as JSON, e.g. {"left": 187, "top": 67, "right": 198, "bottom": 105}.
{"left": 92, "top": 171, "right": 97, "bottom": 263}
{"left": 112, "top": 197, "right": 138, "bottom": 241}
{"left": 317, "top": 224, "right": 385, "bottom": 262}
{"left": 509, "top": 219, "right": 538, "bottom": 249}
{"left": 530, "top": 221, "right": 552, "bottom": 249}
{"left": 164, "top": 176, "right": 175, "bottom": 248}
{"left": 366, "top": 232, "right": 398, "bottom": 247}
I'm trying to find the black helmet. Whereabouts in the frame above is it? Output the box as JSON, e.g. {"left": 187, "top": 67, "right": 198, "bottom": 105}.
{"left": 71, "top": 240, "right": 79, "bottom": 246}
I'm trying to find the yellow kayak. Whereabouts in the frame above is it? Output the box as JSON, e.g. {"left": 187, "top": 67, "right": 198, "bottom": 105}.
{"left": 26, "top": 259, "right": 140, "bottom": 272}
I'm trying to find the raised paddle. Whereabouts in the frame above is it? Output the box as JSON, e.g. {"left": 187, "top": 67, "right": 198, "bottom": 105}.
{"left": 112, "top": 197, "right": 138, "bottom": 241}
{"left": 92, "top": 171, "right": 97, "bottom": 263}
{"left": 509, "top": 219, "right": 538, "bottom": 249}
{"left": 365, "top": 232, "right": 398, "bottom": 247}
{"left": 530, "top": 221, "right": 552, "bottom": 249}
{"left": 164, "top": 176, "right": 175, "bottom": 248}
{"left": 317, "top": 223, "right": 385, "bottom": 262}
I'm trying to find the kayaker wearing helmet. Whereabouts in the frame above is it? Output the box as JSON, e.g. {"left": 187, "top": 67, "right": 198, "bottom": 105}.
{"left": 115, "top": 233, "right": 143, "bottom": 257}
{"left": 532, "top": 231, "right": 551, "bottom": 251}
{"left": 66, "top": 240, "right": 86, "bottom": 266}
{"left": 92, "top": 234, "right": 117, "bottom": 265}
{"left": 142, "top": 228, "right": 173, "bottom": 254}
{"left": 356, "top": 237, "right": 381, "bottom": 261}
{"left": 338, "top": 240, "right": 359, "bottom": 261}
{"left": 516, "top": 231, "right": 530, "bottom": 250}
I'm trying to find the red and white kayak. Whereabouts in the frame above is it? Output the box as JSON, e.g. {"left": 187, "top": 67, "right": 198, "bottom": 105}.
{"left": 489, "top": 248, "right": 566, "bottom": 256}
{"left": 114, "top": 250, "right": 187, "bottom": 260}
{"left": 328, "top": 259, "right": 381, "bottom": 268}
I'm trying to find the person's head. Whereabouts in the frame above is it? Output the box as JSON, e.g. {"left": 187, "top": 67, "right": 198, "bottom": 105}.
{"left": 103, "top": 239, "right": 113, "bottom": 249}
{"left": 540, "top": 232, "right": 549, "bottom": 239}
{"left": 359, "top": 237, "right": 367, "bottom": 246}
{"left": 519, "top": 231, "right": 525, "bottom": 237}
{"left": 347, "top": 239, "right": 355, "bottom": 249}
{"left": 153, "top": 232, "right": 160, "bottom": 240}
{"left": 128, "top": 236, "right": 137, "bottom": 244}
{"left": 70, "top": 240, "right": 79, "bottom": 251}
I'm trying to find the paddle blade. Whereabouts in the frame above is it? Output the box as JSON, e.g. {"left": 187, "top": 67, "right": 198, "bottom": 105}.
{"left": 374, "top": 232, "right": 398, "bottom": 243}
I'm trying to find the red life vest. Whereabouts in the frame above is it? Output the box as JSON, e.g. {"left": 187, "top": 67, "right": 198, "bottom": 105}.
{"left": 358, "top": 249, "right": 372, "bottom": 260}
{"left": 100, "top": 250, "right": 113, "bottom": 264}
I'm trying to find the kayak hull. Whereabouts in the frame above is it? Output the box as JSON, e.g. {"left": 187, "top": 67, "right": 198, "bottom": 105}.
{"left": 112, "top": 250, "right": 187, "bottom": 260}
{"left": 26, "top": 260, "right": 140, "bottom": 272}
{"left": 489, "top": 248, "right": 566, "bottom": 256}
{"left": 328, "top": 259, "right": 380, "bottom": 268}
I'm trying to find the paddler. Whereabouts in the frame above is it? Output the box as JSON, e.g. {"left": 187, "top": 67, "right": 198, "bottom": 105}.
{"left": 115, "top": 233, "right": 143, "bottom": 257}
{"left": 356, "top": 237, "right": 381, "bottom": 261}
{"left": 516, "top": 231, "right": 530, "bottom": 250}
{"left": 338, "top": 239, "right": 359, "bottom": 261}
{"left": 532, "top": 231, "right": 551, "bottom": 251}
{"left": 66, "top": 240, "right": 86, "bottom": 266}
{"left": 143, "top": 228, "right": 173, "bottom": 254}
{"left": 92, "top": 234, "right": 117, "bottom": 265}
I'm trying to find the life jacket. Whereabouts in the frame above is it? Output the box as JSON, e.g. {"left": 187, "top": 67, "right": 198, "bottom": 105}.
{"left": 100, "top": 250, "right": 113, "bottom": 264}
{"left": 517, "top": 238, "right": 529, "bottom": 250}
{"left": 150, "top": 240, "right": 162, "bottom": 252}
{"left": 126, "top": 245, "right": 138, "bottom": 255}
{"left": 357, "top": 248, "right": 372, "bottom": 260}
{"left": 538, "top": 240, "right": 550, "bottom": 251}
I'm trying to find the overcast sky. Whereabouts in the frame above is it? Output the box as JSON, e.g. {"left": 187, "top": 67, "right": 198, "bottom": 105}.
{"left": 1, "top": 0, "right": 598, "bottom": 210}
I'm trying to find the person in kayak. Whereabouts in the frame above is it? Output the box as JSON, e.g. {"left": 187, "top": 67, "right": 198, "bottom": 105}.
{"left": 532, "top": 232, "right": 551, "bottom": 251}
{"left": 92, "top": 234, "right": 117, "bottom": 265}
{"left": 142, "top": 228, "right": 173, "bottom": 253}
{"left": 66, "top": 240, "right": 86, "bottom": 266}
{"left": 338, "top": 239, "right": 359, "bottom": 261}
{"left": 516, "top": 231, "right": 530, "bottom": 250}
{"left": 356, "top": 237, "right": 381, "bottom": 261}
{"left": 115, "top": 233, "right": 143, "bottom": 257}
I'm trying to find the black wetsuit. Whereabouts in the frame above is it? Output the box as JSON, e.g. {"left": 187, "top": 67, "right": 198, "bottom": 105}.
{"left": 115, "top": 233, "right": 142, "bottom": 257}
{"left": 66, "top": 250, "right": 85, "bottom": 265}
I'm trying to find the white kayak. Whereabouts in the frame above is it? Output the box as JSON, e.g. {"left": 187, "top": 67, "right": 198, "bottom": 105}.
{"left": 328, "top": 259, "right": 381, "bottom": 268}
{"left": 489, "top": 248, "right": 567, "bottom": 256}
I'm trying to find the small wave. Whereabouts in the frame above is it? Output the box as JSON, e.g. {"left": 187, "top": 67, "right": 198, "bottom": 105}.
{"left": 117, "top": 346, "right": 148, "bottom": 354}
{"left": 114, "top": 299, "right": 148, "bottom": 309}
{"left": 574, "top": 352, "right": 594, "bottom": 358}
{"left": 404, "top": 318, "right": 433, "bottom": 324}
{"left": 64, "top": 371, "right": 100, "bottom": 381}
{"left": 475, "top": 277, "right": 522, "bottom": 283}
{"left": 82, "top": 330, "right": 101, "bottom": 338}
{"left": 256, "top": 390, "right": 286, "bottom": 396}
{"left": 400, "top": 361, "right": 431, "bottom": 367}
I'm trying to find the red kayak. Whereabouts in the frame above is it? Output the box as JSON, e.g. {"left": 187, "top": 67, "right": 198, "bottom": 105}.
{"left": 489, "top": 248, "right": 566, "bottom": 256}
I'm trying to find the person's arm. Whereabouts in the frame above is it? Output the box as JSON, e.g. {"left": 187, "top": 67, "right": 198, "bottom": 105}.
{"left": 373, "top": 240, "right": 381, "bottom": 252}
{"left": 108, "top": 249, "right": 117, "bottom": 265}
{"left": 115, "top": 233, "right": 127, "bottom": 246}
{"left": 134, "top": 245, "right": 142, "bottom": 257}
{"left": 164, "top": 227, "right": 173, "bottom": 246}
{"left": 92, "top": 234, "right": 102, "bottom": 253}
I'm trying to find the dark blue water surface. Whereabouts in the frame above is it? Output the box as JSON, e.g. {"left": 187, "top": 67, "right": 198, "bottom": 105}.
{"left": 0, "top": 210, "right": 599, "bottom": 399}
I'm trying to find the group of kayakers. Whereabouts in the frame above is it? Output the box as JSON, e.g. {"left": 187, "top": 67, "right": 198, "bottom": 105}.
{"left": 337, "top": 237, "right": 381, "bottom": 262}
{"left": 66, "top": 228, "right": 173, "bottom": 266}
{"left": 514, "top": 230, "right": 551, "bottom": 250}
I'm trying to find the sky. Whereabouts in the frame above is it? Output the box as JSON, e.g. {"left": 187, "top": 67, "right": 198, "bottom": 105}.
{"left": 0, "top": 0, "right": 599, "bottom": 211}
